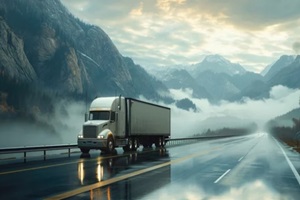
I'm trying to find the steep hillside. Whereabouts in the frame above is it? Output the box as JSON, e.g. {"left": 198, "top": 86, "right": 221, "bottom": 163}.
{"left": 264, "top": 55, "right": 295, "bottom": 80}
{"left": 0, "top": 0, "right": 170, "bottom": 119}
{"left": 268, "top": 55, "right": 300, "bottom": 89}
{"left": 266, "top": 107, "right": 300, "bottom": 128}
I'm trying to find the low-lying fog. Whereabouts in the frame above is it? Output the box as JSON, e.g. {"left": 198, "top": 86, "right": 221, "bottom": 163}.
{"left": 0, "top": 101, "right": 86, "bottom": 148}
{"left": 159, "top": 85, "right": 300, "bottom": 138}
{"left": 0, "top": 85, "right": 299, "bottom": 148}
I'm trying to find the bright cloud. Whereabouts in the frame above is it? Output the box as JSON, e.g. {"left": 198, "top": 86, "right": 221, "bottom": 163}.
{"left": 60, "top": 0, "right": 300, "bottom": 72}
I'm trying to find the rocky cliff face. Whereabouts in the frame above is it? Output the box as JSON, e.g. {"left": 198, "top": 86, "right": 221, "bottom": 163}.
{"left": 0, "top": 0, "right": 170, "bottom": 118}
{"left": 0, "top": 17, "right": 36, "bottom": 83}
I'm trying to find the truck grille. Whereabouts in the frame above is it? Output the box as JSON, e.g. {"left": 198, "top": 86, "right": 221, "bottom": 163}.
{"left": 83, "top": 125, "right": 98, "bottom": 138}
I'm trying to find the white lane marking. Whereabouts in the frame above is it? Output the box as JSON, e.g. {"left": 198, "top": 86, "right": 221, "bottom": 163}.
{"left": 274, "top": 139, "right": 300, "bottom": 186}
{"left": 238, "top": 156, "right": 244, "bottom": 162}
{"left": 214, "top": 169, "right": 231, "bottom": 183}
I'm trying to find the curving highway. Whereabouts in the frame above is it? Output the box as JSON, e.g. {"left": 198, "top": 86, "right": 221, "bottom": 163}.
{"left": 1, "top": 133, "right": 300, "bottom": 199}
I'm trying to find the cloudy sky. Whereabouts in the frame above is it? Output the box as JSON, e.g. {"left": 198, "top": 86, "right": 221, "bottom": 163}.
{"left": 61, "top": 0, "right": 300, "bottom": 73}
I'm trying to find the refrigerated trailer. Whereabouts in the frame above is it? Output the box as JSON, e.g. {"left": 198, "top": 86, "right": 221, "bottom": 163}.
{"left": 78, "top": 96, "right": 171, "bottom": 153}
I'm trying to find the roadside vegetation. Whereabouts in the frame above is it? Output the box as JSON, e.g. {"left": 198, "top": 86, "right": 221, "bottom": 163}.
{"left": 194, "top": 123, "right": 258, "bottom": 137}
{"left": 268, "top": 118, "right": 300, "bottom": 153}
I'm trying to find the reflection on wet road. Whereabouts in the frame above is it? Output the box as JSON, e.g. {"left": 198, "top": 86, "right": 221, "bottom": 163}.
{"left": 144, "top": 134, "right": 300, "bottom": 200}
{"left": 1, "top": 133, "right": 300, "bottom": 199}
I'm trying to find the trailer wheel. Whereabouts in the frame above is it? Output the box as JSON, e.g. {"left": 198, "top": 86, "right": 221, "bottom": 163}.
{"left": 128, "top": 139, "right": 133, "bottom": 150}
{"left": 161, "top": 137, "right": 166, "bottom": 147}
{"left": 106, "top": 136, "right": 115, "bottom": 153}
{"left": 80, "top": 148, "right": 90, "bottom": 154}
{"left": 155, "top": 137, "right": 165, "bottom": 148}
{"left": 155, "top": 137, "right": 162, "bottom": 148}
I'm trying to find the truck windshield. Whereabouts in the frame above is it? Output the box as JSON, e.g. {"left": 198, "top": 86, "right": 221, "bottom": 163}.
{"left": 89, "top": 111, "right": 110, "bottom": 120}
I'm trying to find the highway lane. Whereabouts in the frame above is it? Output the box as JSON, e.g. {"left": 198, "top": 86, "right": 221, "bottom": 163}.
{"left": 1, "top": 133, "right": 300, "bottom": 199}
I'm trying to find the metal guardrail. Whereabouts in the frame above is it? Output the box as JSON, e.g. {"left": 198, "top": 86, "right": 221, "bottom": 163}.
{"left": 0, "top": 144, "right": 78, "bottom": 163}
{"left": 0, "top": 135, "right": 235, "bottom": 163}
{"left": 166, "top": 135, "right": 235, "bottom": 146}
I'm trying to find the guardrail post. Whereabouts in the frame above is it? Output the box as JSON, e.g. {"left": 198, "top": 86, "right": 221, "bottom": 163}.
{"left": 68, "top": 148, "right": 71, "bottom": 158}
{"left": 44, "top": 150, "right": 46, "bottom": 161}
{"left": 24, "top": 152, "right": 26, "bottom": 163}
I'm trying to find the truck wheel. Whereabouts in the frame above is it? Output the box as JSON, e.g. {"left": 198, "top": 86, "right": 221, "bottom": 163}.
{"left": 80, "top": 148, "right": 90, "bottom": 154}
{"left": 132, "top": 138, "right": 139, "bottom": 151}
{"left": 106, "top": 136, "right": 115, "bottom": 153}
{"left": 123, "top": 139, "right": 133, "bottom": 152}
{"left": 128, "top": 139, "right": 133, "bottom": 151}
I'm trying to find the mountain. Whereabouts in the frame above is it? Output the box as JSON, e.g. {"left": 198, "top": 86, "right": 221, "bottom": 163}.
{"left": 232, "top": 80, "right": 269, "bottom": 101}
{"left": 229, "top": 72, "right": 264, "bottom": 91}
{"left": 268, "top": 55, "right": 300, "bottom": 89}
{"left": 147, "top": 54, "right": 300, "bottom": 103}
{"left": 122, "top": 57, "right": 173, "bottom": 102}
{"left": 148, "top": 57, "right": 266, "bottom": 102}
{"left": 228, "top": 72, "right": 267, "bottom": 101}
{"left": 191, "top": 55, "right": 246, "bottom": 77}
{"left": 189, "top": 55, "right": 253, "bottom": 101}
{"left": 234, "top": 55, "right": 300, "bottom": 100}
{"left": 263, "top": 55, "right": 295, "bottom": 80}
{"left": 0, "top": 0, "right": 171, "bottom": 119}
{"left": 153, "top": 68, "right": 212, "bottom": 100}
{"left": 260, "top": 64, "right": 272, "bottom": 76}
{"left": 267, "top": 107, "right": 300, "bottom": 127}
{"left": 194, "top": 71, "right": 240, "bottom": 101}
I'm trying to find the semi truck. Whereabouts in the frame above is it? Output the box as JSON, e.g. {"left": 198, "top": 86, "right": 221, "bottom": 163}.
{"left": 78, "top": 96, "right": 171, "bottom": 153}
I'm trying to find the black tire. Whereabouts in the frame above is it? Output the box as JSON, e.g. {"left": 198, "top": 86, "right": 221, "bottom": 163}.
{"left": 106, "top": 136, "right": 115, "bottom": 153}
{"left": 123, "top": 138, "right": 133, "bottom": 152}
{"left": 155, "top": 137, "right": 162, "bottom": 148}
{"left": 80, "top": 148, "right": 90, "bottom": 154}
{"left": 155, "top": 137, "right": 165, "bottom": 148}
{"left": 144, "top": 140, "right": 153, "bottom": 148}
{"left": 123, "top": 146, "right": 129, "bottom": 152}
{"left": 132, "top": 138, "right": 139, "bottom": 151}
{"left": 161, "top": 137, "right": 166, "bottom": 147}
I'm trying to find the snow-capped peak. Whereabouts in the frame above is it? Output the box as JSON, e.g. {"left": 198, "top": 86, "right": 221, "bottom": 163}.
{"left": 203, "top": 54, "right": 231, "bottom": 65}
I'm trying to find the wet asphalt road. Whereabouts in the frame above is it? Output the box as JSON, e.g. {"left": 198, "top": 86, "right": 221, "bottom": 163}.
{"left": 1, "top": 133, "right": 300, "bottom": 200}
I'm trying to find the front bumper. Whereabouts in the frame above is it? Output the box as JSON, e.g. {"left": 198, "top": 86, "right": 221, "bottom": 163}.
{"left": 78, "top": 138, "right": 107, "bottom": 149}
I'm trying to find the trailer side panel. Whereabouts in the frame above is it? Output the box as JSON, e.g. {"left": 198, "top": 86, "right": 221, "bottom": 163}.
{"left": 127, "top": 99, "right": 170, "bottom": 136}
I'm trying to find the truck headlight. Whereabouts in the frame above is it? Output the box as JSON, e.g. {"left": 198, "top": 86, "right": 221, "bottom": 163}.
{"left": 97, "top": 135, "right": 104, "bottom": 139}
{"left": 78, "top": 135, "right": 83, "bottom": 138}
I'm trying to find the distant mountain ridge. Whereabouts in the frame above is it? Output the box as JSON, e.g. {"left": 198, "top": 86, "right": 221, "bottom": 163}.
{"left": 148, "top": 54, "right": 300, "bottom": 102}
